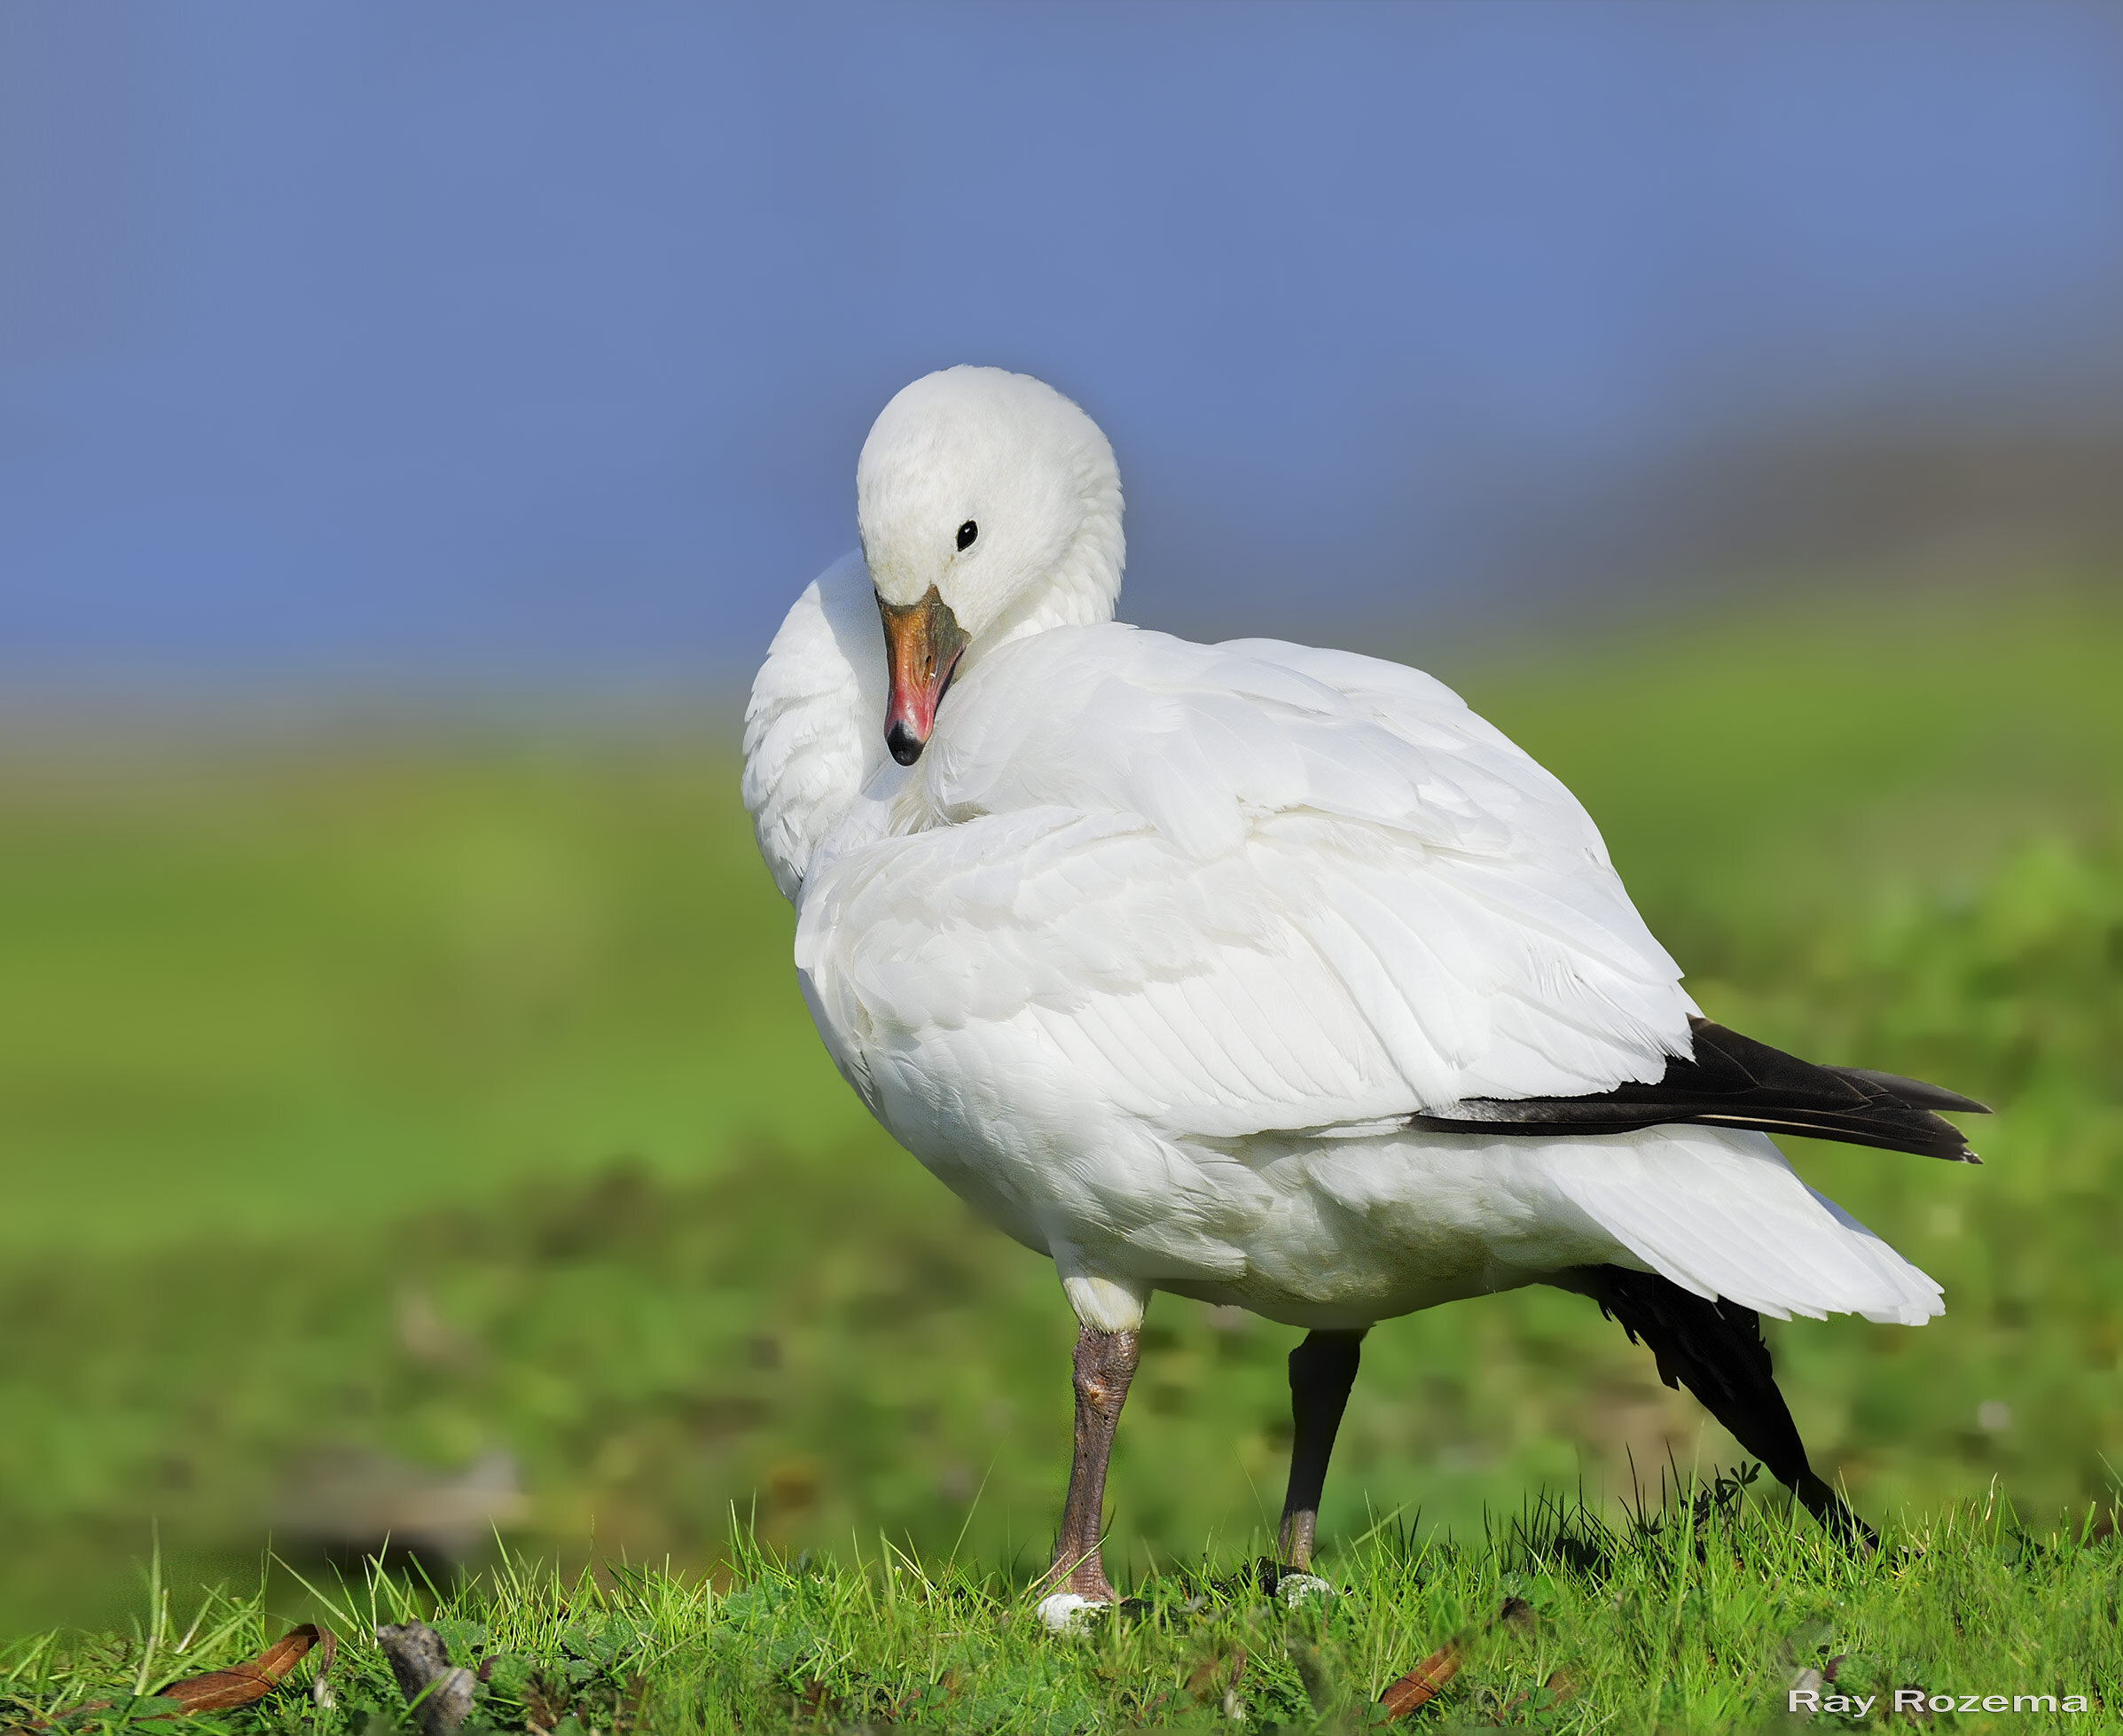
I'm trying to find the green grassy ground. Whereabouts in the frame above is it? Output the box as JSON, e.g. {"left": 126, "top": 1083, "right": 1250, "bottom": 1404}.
{"left": 3, "top": 576, "right": 2120, "bottom": 1724}
{"left": 6, "top": 1483, "right": 2119, "bottom": 1732}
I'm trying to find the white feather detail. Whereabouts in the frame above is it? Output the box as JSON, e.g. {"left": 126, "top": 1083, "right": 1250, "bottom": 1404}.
{"left": 1532, "top": 1128, "right": 1943, "bottom": 1326}
{"left": 741, "top": 551, "right": 885, "bottom": 901}
{"left": 804, "top": 622, "right": 1696, "bottom": 1131}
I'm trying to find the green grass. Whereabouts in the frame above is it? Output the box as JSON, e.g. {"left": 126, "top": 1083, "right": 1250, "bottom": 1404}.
{"left": 0, "top": 739, "right": 866, "bottom": 1250}
{"left": 7, "top": 1480, "right": 2120, "bottom": 1732}
{"left": 3, "top": 575, "right": 2121, "bottom": 1724}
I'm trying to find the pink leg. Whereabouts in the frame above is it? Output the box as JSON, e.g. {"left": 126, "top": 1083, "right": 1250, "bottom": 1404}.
{"left": 1043, "top": 1325, "right": 1139, "bottom": 1600}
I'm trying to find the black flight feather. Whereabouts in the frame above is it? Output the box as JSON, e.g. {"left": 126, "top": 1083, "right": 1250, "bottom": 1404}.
{"left": 1553, "top": 1263, "right": 1876, "bottom": 1549}
{"left": 1407, "top": 1017, "right": 1987, "bottom": 1162}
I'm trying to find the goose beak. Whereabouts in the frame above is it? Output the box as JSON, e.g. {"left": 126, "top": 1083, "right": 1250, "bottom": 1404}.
{"left": 878, "top": 586, "right": 969, "bottom": 766}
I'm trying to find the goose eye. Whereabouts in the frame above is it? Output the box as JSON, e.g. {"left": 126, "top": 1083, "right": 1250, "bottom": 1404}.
{"left": 956, "top": 520, "right": 977, "bottom": 551}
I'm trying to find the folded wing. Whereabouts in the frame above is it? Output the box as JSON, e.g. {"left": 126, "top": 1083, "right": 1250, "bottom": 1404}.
{"left": 799, "top": 625, "right": 1704, "bottom": 1139}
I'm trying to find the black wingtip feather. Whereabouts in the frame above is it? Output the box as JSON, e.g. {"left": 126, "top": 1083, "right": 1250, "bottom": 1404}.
{"left": 1409, "top": 1018, "right": 1987, "bottom": 1163}
{"left": 1832, "top": 1066, "right": 1992, "bottom": 1117}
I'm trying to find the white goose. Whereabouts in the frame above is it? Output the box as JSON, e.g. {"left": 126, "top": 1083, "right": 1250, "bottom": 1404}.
{"left": 741, "top": 366, "right": 1982, "bottom": 1617}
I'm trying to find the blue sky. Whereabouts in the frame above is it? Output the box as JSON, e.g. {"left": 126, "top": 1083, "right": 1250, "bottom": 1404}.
{"left": 3, "top": 4, "right": 2119, "bottom": 688}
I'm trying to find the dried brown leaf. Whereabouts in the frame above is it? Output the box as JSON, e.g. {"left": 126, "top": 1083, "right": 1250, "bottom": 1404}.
{"left": 1379, "top": 1597, "right": 1546, "bottom": 1721}
{"left": 161, "top": 1623, "right": 335, "bottom": 1714}
{"left": 1377, "top": 1638, "right": 1464, "bottom": 1719}
{"left": 13, "top": 1627, "right": 337, "bottom": 1727}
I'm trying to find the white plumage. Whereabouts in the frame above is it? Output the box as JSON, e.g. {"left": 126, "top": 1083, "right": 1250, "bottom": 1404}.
{"left": 742, "top": 365, "right": 1947, "bottom": 1598}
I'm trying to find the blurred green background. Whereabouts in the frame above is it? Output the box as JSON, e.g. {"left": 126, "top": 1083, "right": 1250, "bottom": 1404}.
{"left": 4, "top": 575, "right": 2118, "bottom": 1635}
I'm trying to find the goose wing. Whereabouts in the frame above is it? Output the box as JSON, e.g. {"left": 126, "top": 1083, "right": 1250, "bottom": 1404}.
{"left": 797, "top": 625, "right": 1702, "bottom": 1139}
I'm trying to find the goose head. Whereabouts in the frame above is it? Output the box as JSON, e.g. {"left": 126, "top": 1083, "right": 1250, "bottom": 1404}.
{"left": 857, "top": 365, "right": 1124, "bottom": 765}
